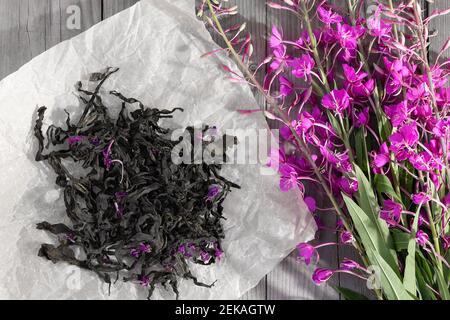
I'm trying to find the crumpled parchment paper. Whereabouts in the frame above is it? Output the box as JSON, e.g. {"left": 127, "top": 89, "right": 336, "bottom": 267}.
{"left": 0, "top": 0, "right": 316, "bottom": 299}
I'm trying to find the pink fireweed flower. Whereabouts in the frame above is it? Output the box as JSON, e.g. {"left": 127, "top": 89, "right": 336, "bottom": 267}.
{"left": 412, "top": 192, "right": 431, "bottom": 205}
{"left": 335, "top": 23, "right": 365, "bottom": 50}
{"left": 380, "top": 199, "right": 402, "bottom": 226}
{"left": 384, "top": 101, "right": 408, "bottom": 127}
{"left": 206, "top": 185, "right": 221, "bottom": 202}
{"left": 138, "top": 243, "right": 152, "bottom": 254}
{"left": 214, "top": 246, "right": 224, "bottom": 261}
{"left": 103, "top": 140, "right": 115, "bottom": 170}
{"left": 409, "top": 151, "right": 442, "bottom": 172}
{"left": 320, "top": 146, "right": 352, "bottom": 172}
{"left": 68, "top": 135, "right": 85, "bottom": 145}
{"left": 342, "top": 64, "right": 367, "bottom": 83}
{"left": 279, "top": 75, "right": 294, "bottom": 96}
{"left": 367, "top": 5, "right": 392, "bottom": 39}
{"left": 340, "top": 259, "right": 361, "bottom": 271}
{"left": 297, "top": 243, "right": 316, "bottom": 265}
{"left": 269, "top": 25, "right": 283, "bottom": 49}
{"left": 317, "top": 5, "right": 342, "bottom": 24}
{"left": 389, "top": 122, "right": 420, "bottom": 161}
{"left": 304, "top": 196, "right": 316, "bottom": 213}
{"left": 371, "top": 143, "right": 390, "bottom": 170}
{"left": 338, "top": 177, "right": 359, "bottom": 195}
{"left": 343, "top": 64, "right": 374, "bottom": 97}
{"left": 312, "top": 268, "right": 334, "bottom": 285}
{"left": 340, "top": 231, "right": 354, "bottom": 244}
{"left": 200, "top": 251, "right": 211, "bottom": 263}
{"left": 353, "top": 107, "right": 370, "bottom": 128}
{"left": 130, "top": 248, "right": 140, "bottom": 258}
{"left": 279, "top": 163, "right": 299, "bottom": 192}
{"left": 290, "top": 54, "right": 315, "bottom": 80}
{"left": 268, "top": 45, "right": 288, "bottom": 73}
{"left": 131, "top": 242, "right": 151, "bottom": 258}
{"left": 322, "top": 89, "right": 351, "bottom": 115}
{"left": 139, "top": 275, "right": 151, "bottom": 287}
{"left": 416, "top": 230, "right": 429, "bottom": 247}
{"left": 432, "top": 119, "right": 450, "bottom": 138}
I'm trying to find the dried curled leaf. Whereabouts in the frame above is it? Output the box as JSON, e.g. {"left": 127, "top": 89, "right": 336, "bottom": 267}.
{"left": 34, "top": 68, "right": 239, "bottom": 299}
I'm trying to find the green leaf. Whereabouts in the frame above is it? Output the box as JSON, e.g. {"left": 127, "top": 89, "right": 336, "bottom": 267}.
{"left": 326, "top": 110, "right": 342, "bottom": 136}
{"left": 392, "top": 230, "right": 410, "bottom": 251}
{"left": 353, "top": 166, "right": 398, "bottom": 271}
{"left": 334, "top": 286, "right": 369, "bottom": 300}
{"left": 343, "top": 194, "right": 398, "bottom": 274}
{"left": 436, "top": 269, "right": 450, "bottom": 300}
{"left": 403, "top": 205, "right": 421, "bottom": 295}
{"left": 374, "top": 174, "right": 402, "bottom": 203}
{"left": 368, "top": 251, "right": 414, "bottom": 300}
{"left": 416, "top": 267, "right": 437, "bottom": 300}
{"left": 354, "top": 129, "right": 368, "bottom": 174}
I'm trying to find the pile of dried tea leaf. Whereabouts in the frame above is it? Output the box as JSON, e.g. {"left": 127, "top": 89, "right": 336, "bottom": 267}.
{"left": 34, "top": 68, "right": 239, "bottom": 299}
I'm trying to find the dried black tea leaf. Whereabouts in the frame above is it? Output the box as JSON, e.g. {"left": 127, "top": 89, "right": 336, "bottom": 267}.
{"left": 33, "top": 68, "right": 239, "bottom": 299}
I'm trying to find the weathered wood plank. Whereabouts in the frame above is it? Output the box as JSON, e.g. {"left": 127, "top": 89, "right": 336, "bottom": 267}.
{"left": 102, "top": 0, "right": 139, "bottom": 19}
{"left": 0, "top": 0, "right": 101, "bottom": 80}
{"left": 429, "top": 0, "right": 450, "bottom": 62}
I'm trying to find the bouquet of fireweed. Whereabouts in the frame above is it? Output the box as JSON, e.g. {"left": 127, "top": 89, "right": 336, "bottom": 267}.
{"left": 199, "top": 0, "right": 450, "bottom": 300}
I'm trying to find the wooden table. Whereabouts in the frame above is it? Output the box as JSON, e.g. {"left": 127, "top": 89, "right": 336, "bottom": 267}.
{"left": 0, "top": 0, "right": 448, "bottom": 300}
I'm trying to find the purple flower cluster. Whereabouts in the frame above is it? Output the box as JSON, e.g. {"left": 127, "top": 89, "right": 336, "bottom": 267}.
{"left": 262, "top": 1, "right": 450, "bottom": 290}
{"left": 203, "top": 0, "right": 450, "bottom": 298}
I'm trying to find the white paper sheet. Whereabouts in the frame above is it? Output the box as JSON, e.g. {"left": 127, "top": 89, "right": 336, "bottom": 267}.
{"left": 0, "top": 0, "right": 316, "bottom": 299}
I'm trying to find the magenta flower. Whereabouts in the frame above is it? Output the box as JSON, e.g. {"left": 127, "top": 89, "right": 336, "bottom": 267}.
{"left": 268, "top": 45, "right": 288, "bottom": 73}
{"left": 304, "top": 196, "right": 316, "bottom": 213}
{"left": 416, "top": 230, "right": 429, "bottom": 247}
{"left": 353, "top": 107, "right": 370, "bottom": 128}
{"left": 340, "top": 231, "right": 354, "bottom": 244}
{"left": 279, "top": 75, "right": 294, "bottom": 96}
{"left": 206, "top": 185, "right": 220, "bottom": 202}
{"left": 139, "top": 275, "right": 151, "bottom": 287}
{"left": 317, "top": 6, "right": 342, "bottom": 24}
{"left": 290, "top": 54, "right": 315, "bottom": 80}
{"left": 389, "top": 122, "right": 420, "bottom": 161}
{"left": 384, "top": 101, "right": 408, "bottom": 127}
{"left": 200, "top": 251, "right": 211, "bottom": 263}
{"left": 340, "top": 259, "right": 360, "bottom": 270}
{"left": 367, "top": 6, "right": 392, "bottom": 39}
{"left": 138, "top": 243, "right": 152, "bottom": 254}
{"left": 342, "top": 64, "right": 374, "bottom": 97}
{"left": 269, "top": 25, "right": 283, "bottom": 49}
{"left": 279, "top": 164, "right": 298, "bottom": 192}
{"left": 103, "top": 140, "right": 115, "bottom": 170}
{"left": 380, "top": 200, "right": 402, "bottom": 226}
{"left": 312, "top": 268, "right": 334, "bottom": 285}
{"left": 214, "top": 246, "right": 224, "bottom": 260}
{"left": 130, "top": 242, "right": 151, "bottom": 258}
{"left": 339, "top": 177, "right": 359, "bottom": 195}
{"left": 335, "top": 23, "right": 364, "bottom": 50}
{"left": 371, "top": 143, "right": 390, "bottom": 170}
{"left": 297, "top": 243, "right": 316, "bottom": 265}
{"left": 130, "top": 248, "right": 140, "bottom": 258}
{"left": 412, "top": 192, "right": 431, "bottom": 205}
{"left": 322, "top": 89, "right": 351, "bottom": 115}
{"left": 68, "top": 135, "right": 85, "bottom": 145}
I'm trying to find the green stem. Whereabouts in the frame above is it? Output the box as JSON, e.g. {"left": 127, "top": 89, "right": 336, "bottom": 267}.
{"left": 300, "top": 1, "right": 331, "bottom": 92}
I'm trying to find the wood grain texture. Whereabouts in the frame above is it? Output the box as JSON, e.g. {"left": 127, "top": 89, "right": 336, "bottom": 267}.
{"left": 0, "top": 0, "right": 101, "bottom": 80}
{"left": 102, "top": 0, "right": 140, "bottom": 19}
{"left": 429, "top": 0, "right": 450, "bottom": 62}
